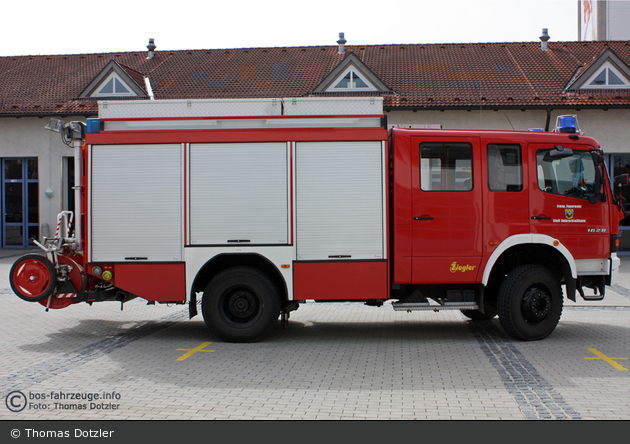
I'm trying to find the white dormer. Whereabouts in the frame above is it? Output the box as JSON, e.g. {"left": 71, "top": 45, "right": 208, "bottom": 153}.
{"left": 564, "top": 48, "right": 630, "bottom": 92}
{"left": 79, "top": 60, "right": 148, "bottom": 99}
{"left": 91, "top": 72, "right": 137, "bottom": 97}
{"left": 331, "top": 66, "right": 378, "bottom": 91}
{"left": 313, "top": 52, "right": 391, "bottom": 94}
{"left": 581, "top": 62, "right": 630, "bottom": 89}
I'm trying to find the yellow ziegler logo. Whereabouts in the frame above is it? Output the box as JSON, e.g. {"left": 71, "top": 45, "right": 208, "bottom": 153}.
{"left": 450, "top": 262, "right": 476, "bottom": 273}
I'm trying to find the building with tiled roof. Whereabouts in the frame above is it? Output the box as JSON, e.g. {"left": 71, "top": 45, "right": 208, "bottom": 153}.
{"left": 1, "top": 34, "right": 630, "bottom": 248}
{"left": 3, "top": 38, "right": 630, "bottom": 115}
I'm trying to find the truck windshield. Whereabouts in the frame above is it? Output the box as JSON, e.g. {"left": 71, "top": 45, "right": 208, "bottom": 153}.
{"left": 536, "top": 149, "right": 597, "bottom": 200}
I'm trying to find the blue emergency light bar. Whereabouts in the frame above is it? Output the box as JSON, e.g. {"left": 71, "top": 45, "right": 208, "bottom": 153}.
{"left": 86, "top": 119, "right": 101, "bottom": 134}
{"left": 555, "top": 115, "right": 581, "bottom": 134}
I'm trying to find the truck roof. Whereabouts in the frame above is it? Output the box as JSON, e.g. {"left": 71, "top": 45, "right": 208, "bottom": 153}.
{"left": 389, "top": 126, "right": 600, "bottom": 148}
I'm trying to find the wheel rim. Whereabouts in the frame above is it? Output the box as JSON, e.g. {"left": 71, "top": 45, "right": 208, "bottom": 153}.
{"left": 12, "top": 259, "right": 52, "bottom": 299}
{"left": 521, "top": 286, "right": 551, "bottom": 324}
{"left": 220, "top": 288, "right": 262, "bottom": 328}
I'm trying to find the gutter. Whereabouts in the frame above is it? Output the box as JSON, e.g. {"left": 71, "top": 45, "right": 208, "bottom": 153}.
{"left": 383, "top": 104, "right": 630, "bottom": 112}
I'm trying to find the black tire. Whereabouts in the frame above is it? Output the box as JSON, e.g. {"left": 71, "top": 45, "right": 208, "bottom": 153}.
{"left": 10, "top": 254, "right": 57, "bottom": 302}
{"left": 461, "top": 305, "right": 498, "bottom": 320}
{"left": 497, "top": 264, "right": 563, "bottom": 341}
{"left": 201, "top": 267, "right": 281, "bottom": 343}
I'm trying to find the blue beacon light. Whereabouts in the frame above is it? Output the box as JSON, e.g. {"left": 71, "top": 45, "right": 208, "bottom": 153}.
{"left": 555, "top": 115, "right": 581, "bottom": 134}
{"left": 86, "top": 118, "right": 101, "bottom": 134}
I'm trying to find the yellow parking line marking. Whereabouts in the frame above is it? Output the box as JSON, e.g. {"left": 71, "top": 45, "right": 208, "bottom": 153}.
{"left": 176, "top": 342, "right": 215, "bottom": 361}
{"left": 584, "top": 348, "right": 628, "bottom": 371}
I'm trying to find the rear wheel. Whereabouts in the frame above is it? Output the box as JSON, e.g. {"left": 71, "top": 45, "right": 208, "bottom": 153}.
{"left": 10, "top": 254, "right": 57, "bottom": 302}
{"left": 497, "top": 264, "right": 563, "bottom": 341}
{"left": 202, "top": 267, "right": 281, "bottom": 343}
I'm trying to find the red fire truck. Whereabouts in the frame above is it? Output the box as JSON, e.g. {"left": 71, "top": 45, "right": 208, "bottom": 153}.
{"left": 9, "top": 97, "right": 627, "bottom": 342}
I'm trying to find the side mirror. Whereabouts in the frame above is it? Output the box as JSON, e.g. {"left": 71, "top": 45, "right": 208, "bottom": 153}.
{"left": 591, "top": 151, "right": 604, "bottom": 166}
{"left": 615, "top": 174, "right": 629, "bottom": 187}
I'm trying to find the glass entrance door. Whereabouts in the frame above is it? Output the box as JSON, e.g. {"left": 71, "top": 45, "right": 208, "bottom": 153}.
{"left": 2, "top": 158, "right": 39, "bottom": 247}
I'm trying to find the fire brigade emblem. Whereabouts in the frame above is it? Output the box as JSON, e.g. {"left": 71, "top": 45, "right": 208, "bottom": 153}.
{"left": 565, "top": 209, "right": 574, "bottom": 219}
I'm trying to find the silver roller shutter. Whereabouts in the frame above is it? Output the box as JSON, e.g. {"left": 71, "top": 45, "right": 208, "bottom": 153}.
{"left": 296, "top": 141, "right": 384, "bottom": 260}
{"left": 91, "top": 144, "right": 183, "bottom": 262}
{"left": 189, "top": 143, "right": 289, "bottom": 245}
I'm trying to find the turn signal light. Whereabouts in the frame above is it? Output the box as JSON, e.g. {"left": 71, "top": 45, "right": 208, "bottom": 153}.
{"left": 102, "top": 270, "right": 113, "bottom": 281}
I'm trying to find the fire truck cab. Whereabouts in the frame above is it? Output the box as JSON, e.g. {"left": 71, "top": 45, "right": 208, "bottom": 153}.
{"left": 9, "top": 97, "right": 626, "bottom": 343}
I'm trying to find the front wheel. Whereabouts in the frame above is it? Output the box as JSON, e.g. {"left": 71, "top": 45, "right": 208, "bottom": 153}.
{"left": 497, "top": 264, "right": 563, "bottom": 341}
{"left": 202, "top": 267, "right": 281, "bottom": 343}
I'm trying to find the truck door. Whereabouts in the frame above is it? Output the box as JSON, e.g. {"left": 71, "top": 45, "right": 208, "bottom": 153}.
{"left": 529, "top": 143, "right": 610, "bottom": 260}
{"left": 482, "top": 140, "right": 530, "bottom": 250}
{"left": 411, "top": 136, "right": 483, "bottom": 283}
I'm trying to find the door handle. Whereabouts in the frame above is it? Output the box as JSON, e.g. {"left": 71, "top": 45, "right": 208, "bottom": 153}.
{"left": 531, "top": 215, "right": 551, "bottom": 220}
{"left": 414, "top": 216, "right": 434, "bottom": 221}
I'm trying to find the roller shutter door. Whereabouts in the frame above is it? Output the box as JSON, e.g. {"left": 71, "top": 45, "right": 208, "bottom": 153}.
{"left": 189, "top": 143, "right": 289, "bottom": 245}
{"left": 296, "top": 141, "right": 384, "bottom": 260}
{"left": 91, "top": 144, "right": 183, "bottom": 262}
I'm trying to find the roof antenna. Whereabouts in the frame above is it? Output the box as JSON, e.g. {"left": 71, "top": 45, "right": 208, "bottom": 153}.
{"left": 337, "top": 32, "right": 347, "bottom": 54}
{"left": 540, "top": 28, "right": 550, "bottom": 50}
{"left": 147, "top": 38, "right": 156, "bottom": 59}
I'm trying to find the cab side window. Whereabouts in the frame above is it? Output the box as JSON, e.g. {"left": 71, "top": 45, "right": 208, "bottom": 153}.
{"left": 487, "top": 143, "right": 523, "bottom": 192}
{"left": 420, "top": 142, "right": 472, "bottom": 191}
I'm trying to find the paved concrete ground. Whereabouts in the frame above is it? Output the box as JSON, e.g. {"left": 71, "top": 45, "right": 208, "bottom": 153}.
{"left": 1, "top": 249, "right": 629, "bottom": 420}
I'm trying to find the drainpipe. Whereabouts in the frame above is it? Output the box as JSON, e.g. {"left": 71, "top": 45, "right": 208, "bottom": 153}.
{"left": 545, "top": 107, "right": 552, "bottom": 131}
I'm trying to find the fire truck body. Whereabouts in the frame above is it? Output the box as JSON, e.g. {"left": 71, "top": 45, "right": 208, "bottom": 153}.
{"left": 10, "top": 97, "right": 625, "bottom": 343}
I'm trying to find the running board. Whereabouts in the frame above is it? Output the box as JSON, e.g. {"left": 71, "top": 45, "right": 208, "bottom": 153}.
{"left": 392, "top": 302, "right": 478, "bottom": 312}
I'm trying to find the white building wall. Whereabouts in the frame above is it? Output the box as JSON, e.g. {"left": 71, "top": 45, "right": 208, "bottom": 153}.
{"left": 0, "top": 116, "right": 82, "bottom": 241}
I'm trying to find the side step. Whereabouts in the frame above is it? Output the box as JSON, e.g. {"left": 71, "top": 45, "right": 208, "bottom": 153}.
{"left": 392, "top": 302, "right": 478, "bottom": 312}
{"left": 577, "top": 286, "right": 605, "bottom": 301}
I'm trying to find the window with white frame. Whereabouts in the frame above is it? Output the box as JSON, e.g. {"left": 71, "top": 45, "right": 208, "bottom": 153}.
{"left": 581, "top": 63, "right": 630, "bottom": 89}
{"left": 92, "top": 73, "right": 137, "bottom": 97}
{"left": 330, "top": 68, "right": 377, "bottom": 91}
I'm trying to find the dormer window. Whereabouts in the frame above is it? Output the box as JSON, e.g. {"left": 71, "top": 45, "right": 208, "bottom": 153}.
{"left": 587, "top": 67, "right": 627, "bottom": 87}
{"left": 577, "top": 58, "right": 630, "bottom": 90}
{"left": 334, "top": 70, "right": 372, "bottom": 90}
{"left": 79, "top": 60, "right": 148, "bottom": 99}
{"left": 313, "top": 53, "right": 391, "bottom": 95}
{"left": 330, "top": 67, "right": 377, "bottom": 91}
{"left": 563, "top": 49, "right": 630, "bottom": 93}
{"left": 92, "top": 73, "right": 137, "bottom": 97}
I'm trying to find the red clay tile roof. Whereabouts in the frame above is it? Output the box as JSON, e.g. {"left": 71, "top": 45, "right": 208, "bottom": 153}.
{"left": 1, "top": 40, "right": 630, "bottom": 116}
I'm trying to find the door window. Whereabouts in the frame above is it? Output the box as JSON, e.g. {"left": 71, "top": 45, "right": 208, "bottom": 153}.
{"left": 420, "top": 142, "right": 472, "bottom": 191}
{"left": 487, "top": 144, "right": 523, "bottom": 192}
{"left": 536, "top": 149, "right": 596, "bottom": 200}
